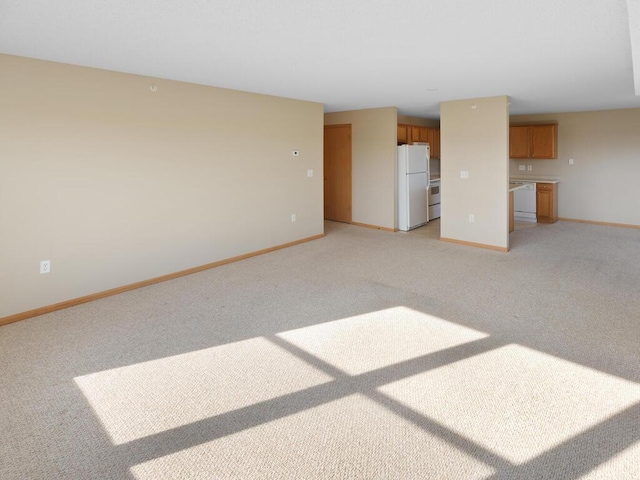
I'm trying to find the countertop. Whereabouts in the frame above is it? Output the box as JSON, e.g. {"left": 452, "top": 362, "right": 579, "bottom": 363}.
{"left": 510, "top": 176, "right": 561, "bottom": 184}
{"left": 431, "top": 175, "right": 558, "bottom": 184}
{"left": 509, "top": 183, "right": 530, "bottom": 192}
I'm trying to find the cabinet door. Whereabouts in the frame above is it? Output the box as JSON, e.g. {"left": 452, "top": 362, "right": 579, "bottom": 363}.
{"left": 397, "top": 124, "right": 408, "bottom": 144}
{"left": 536, "top": 183, "right": 557, "bottom": 223}
{"left": 432, "top": 128, "right": 441, "bottom": 159}
{"left": 509, "top": 191, "right": 514, "bottom": 233}
{"left": 537, "top": 190, "right": 552, "bottom": 219}
{"left": 426, "top": 128, "right": 440, "bottom": 158}
{"left": 410, "top": 126, "right": 420, "bottom": 144}
{"left": 426, "top": 128, "right": 435, "bottom": 155}
{"left": 509, "top": 126, "right": 530, "bottom": 158}
{"left": 410, "top": 126, "right": 429, "bottom": 144}
{"left": 530, "top": 124, "right": 557, "bottom": 159}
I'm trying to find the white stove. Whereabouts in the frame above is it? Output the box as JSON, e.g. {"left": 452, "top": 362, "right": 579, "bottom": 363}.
{"left": 428, "top": 178, "right": 441, "bottom": 219}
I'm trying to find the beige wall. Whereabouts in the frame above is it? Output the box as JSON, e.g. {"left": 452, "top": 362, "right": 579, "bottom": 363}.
{"left": 441, "top": 96, "right": 510, "bottom": 249}
{"left": 324, "top": 108, "right": 398, "bottom": 229}
{"left": 510, "top": 108, "right": 640, "bottom": 225}
{"left": 0, "top": 55, "right": 324, "bottom": 319}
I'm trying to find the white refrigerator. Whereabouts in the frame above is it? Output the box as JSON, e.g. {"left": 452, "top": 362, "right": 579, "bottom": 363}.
{"left": 398, "top": 144, "right": 429, "bottom": 231}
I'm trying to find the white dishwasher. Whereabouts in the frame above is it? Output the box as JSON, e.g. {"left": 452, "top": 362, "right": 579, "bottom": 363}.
{"left": 513, "top": 183, "right": 537, "bottom": 222}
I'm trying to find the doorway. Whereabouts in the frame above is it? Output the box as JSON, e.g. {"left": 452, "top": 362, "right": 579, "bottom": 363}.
{"left": 323, "top": 124, "right": 352, "bottom": 223}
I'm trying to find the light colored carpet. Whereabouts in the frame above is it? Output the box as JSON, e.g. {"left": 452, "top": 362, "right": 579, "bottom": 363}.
{"left": 1, "top": 220, "right": 639, "bottom": 479}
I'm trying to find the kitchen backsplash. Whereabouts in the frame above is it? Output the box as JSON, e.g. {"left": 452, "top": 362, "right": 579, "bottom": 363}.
{"left": 509, "top": 158, "right": 559, "bottom": 177}
{"left": 430, "top": 158, "right": 440, "bottom": 176}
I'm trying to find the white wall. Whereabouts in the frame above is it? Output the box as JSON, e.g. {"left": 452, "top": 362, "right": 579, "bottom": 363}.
{"left": 325, "top": 108, "right": 398, "bottom": 230}
{"left": 440, "top": 96, "right": 510, "bottom": 250}
{"left": 0, "top": 54, "right": 324, "bottom": 319}
{"left": 510, "top": 108, "right": 640, "bottom": 225}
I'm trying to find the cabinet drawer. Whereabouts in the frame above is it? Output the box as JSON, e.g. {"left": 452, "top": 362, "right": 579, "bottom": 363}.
{"left": 537, "top": 183, "right": 554, "bottom": 191}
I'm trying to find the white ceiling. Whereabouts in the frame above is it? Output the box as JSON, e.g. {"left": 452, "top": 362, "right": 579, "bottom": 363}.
{"left": 2, "top": 0, "right": 639, "bottom": 118}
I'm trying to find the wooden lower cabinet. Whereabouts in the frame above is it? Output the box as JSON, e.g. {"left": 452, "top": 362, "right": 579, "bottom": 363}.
{"left": 509, "top": 191, "right": 514, "bottom": 233}
{"left": 536, "top": 183, "right": 558, "bottom": 223}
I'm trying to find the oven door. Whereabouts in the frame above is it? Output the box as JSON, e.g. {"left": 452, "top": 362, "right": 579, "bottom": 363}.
{"left": 428, "top": 182, "right": 440, "bottom": 206}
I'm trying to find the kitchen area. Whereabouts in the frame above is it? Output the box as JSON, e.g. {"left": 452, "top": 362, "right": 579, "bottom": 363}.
{"left": 396, "top": 123, "right": 442, "bottom": 231}
{"left": 507, "top": 123, "right": 560, "bottom": 232}
{"left": 327, "top": 103, "right": 639, "bottom": 242}
{"left": 398, "top": 119, "right": 561, "bottom": 237}
{"left": 508, "top": 179, "right": 559, "bottom": 232}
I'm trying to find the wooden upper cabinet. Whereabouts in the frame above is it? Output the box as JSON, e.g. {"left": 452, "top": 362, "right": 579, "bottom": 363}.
{"left": 397, "top": 124, "right": 409, "bottom": 144}
{"left": 509, "top": 126, "right": 530, "bottom": 158}
{"left": 411, "top": 126, "right": 428, "bottom": 143}
{"left": 530, "top": 124, "right": 557, "bottom": 159}
{"left": 430, "top": 127, "right": 441, "bottom": 159}
{"left": 509, "top": 124, "right": 557, "bottom": 159}
{"left": 397, "top": 123, "right": 440, "bottom": 158}
{"left": 411, "top": 126, "right": 419, "bottom": 143}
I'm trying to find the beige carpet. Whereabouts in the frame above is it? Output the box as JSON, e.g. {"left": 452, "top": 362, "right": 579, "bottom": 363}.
{"left": 1, "top": 220, "right": 639, "bottom": 479}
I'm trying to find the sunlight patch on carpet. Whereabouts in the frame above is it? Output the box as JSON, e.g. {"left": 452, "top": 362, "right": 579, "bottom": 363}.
{"left": 128, "top": 393, "right": 496, "bottom": 480}
{"left": 276, "top": 306, "right": 489, "bottom": 375}
{"left": 379, "top": 344, "right": 640, "bottom": 465}
{"left": 74, "top": 337, "right": 334, "bottom": 445}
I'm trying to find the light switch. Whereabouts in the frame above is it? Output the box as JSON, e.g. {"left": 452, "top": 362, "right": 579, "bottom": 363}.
{"left": 569, "top": 158, "right": 574, "bottom": 165}
{"left": 460, "top": 170, "right": 469, "bottom": 179}
{"left": 307, "top": 169, "right": 313, "bottom": 177}
{"left": 519, "top": 165, "right": 526, "bottom": 171}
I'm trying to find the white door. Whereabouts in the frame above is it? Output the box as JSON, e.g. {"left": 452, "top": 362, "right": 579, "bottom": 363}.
{"left": 407, "top": 146, "right": 428, "bottom": 174}
{"left": 407, "top": 172, "right": 428, "bottom": 228}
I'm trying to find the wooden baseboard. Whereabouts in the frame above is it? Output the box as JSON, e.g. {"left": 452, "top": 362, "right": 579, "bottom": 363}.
{"left": 440, "top": 237, "right": 510, "bottom": 252}
{"left": 0, "top": 233, "right": 325, "bottom": 327}
{"left": 558, "top": 218, "right": 640, "bottom": 229}
{"left": 351, "top": 222, "right": 396, "bottom": 232}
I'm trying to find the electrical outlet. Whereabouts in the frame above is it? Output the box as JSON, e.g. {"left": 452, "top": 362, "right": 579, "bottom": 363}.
{"left": 40, "top": 260, "right": 51, "bottom": 274}
{"left": 519, "top": 165, "right": 526, "bottom": 171}
{"left": 292, "top": 150, "right": 299, "bottom": 157}
{"left": 527, "top": 165, "right": 533, "bottom": 171}
{"left": 569, "top": 158, "right": 574, "bottom": 165}
{"left": 460, "top": 170, "right": 469, "bottom": 179}
{"left": 291, "top": 213, "right": 296, "bottom": 222}
{"left": 468, "top": 214, "right": 475, "bottom": 223}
